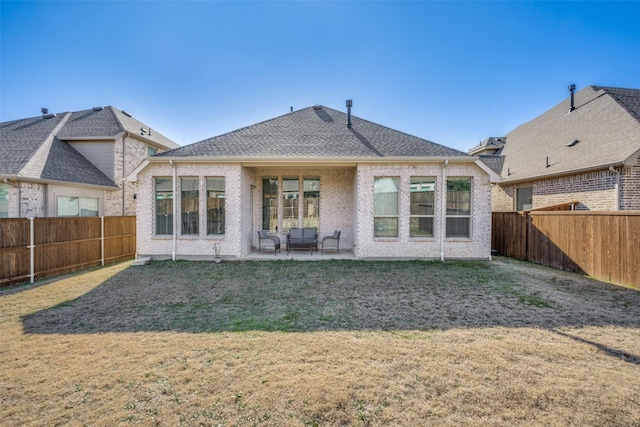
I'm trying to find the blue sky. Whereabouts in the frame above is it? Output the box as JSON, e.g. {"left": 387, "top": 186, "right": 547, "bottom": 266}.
{"left": 1, "top": 1, "right": 639, "bottom": 152}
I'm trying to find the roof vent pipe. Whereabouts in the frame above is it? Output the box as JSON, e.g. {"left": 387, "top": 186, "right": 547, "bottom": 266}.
{"left": 568, "top": 84, "right": 576, "bottom": 112}
{"left": 346, "top": 99, "right": 353, "bottom": 129}
{"left": 41, "top": 108, "right": 48, "bottom": 115}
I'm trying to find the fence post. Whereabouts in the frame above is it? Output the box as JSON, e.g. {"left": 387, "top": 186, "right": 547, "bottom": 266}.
{"left": 29, "top": 217, "right": 35, "bottom": 284}
{"left": 101, "top": 216, "right": 105, "bottom": 266}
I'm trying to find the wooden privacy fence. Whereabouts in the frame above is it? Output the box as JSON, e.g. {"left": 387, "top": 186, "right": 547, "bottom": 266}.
{"left": 0, "top": 216, "right": 136, "bottom": 287}
{"left": 492, "top": 211, "right": 640, "bottom": 289}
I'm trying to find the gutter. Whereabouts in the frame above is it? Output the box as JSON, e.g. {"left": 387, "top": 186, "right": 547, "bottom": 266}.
{"left": 500, "top": 162, "right": 626, "bottom": 185}
{"left": 146, "top": 155, "right": 476, "bottom": 164}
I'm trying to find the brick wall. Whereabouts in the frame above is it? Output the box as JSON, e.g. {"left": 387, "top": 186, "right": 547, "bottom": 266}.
{"left": 493, "top": 166, "right": 639, "bottom": 211}
{"left": 354, "top": 162, "right": 492, "bottom": 260}
{"left": 19, "top": 182, "right": 46, "bottom": 217}
{"left": 106, "top": 135, "right": 170, "bottom": 216}
{"left": 135, "top": 161, "right": 491, "bottom": 260}
{"left": 620, "top": 165, "right": 640, "bottom": 210}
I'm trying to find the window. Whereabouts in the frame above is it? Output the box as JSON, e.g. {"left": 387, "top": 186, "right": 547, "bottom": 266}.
{"left": 516, "top": 187, "right": 533, "bottom": 211}
{"left": 282, "top": 177, "right": 299, "bottom": 231}
{"left": 303, "top": 178, "right": 320, "bottom": 228}
{"left": 181, "top": 177, "right": 199, "bottom": 235}
{"left": 0, "top": 183, "right": 8, "bottom": 218}
{"left": 410, "top": 177, "right": 435, "bottom": 237}
{"left": 446, "top": 178, "right": 471, "bottom": 238}
{"left": 57, "top": 196, "right": 99, "bottom": 217}
{"left": 155, "top": 177, "right": 173, "bottom": 235}
{"left": 206, "top": 177, "right": 225, "bottom": 235}
{"left": 374, "top": 177, "right": 399, "bottom": 237}
{"left": 262, "top": 178, "right": 278, "bottom": 232}
{"left": 148, "top": 146, "right": 157, "bottom": 156}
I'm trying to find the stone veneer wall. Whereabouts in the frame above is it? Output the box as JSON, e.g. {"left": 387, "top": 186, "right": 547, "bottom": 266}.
{"left": 493, "top": 166, "right": 639, "bottom": 211}
{"left": 354, "top": 162, "right": 492, "bottom": 260}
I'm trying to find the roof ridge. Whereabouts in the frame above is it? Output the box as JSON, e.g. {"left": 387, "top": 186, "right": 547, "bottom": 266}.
{"left": 17, "top": 112, "right": 72, "bottom": 179}
{"left": 106, "top": 106, "right": 127, "bottom": 133}
{"left": 595, "top": 86, "right": 640, "bottom": 122}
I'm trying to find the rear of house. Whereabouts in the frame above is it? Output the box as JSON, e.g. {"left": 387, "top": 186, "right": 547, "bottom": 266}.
{"left": 130, "top": 103, "right": 498, "bottom": 260}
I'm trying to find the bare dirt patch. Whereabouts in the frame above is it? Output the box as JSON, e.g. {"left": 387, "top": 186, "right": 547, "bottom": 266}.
{"left": 1, "top": 258, "right": 639, "bottom": 426}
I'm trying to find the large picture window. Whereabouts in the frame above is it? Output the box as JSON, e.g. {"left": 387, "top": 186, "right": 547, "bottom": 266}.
{"left": 410, "top": 177, "right": 435, "bottom": 237}
{"left": 207, "top": 177, "right": 225, "bottom": 235}
{"left": 155, "top": 177, "right": 173, "bottom": 235}
{"left": 303, "top": 178, "right": 320, "bottom": 228}
{"left": 262, "top": 178, "right": 278, "bottom": 232}
{"left": 374, "top": 177, "right": 399, "bottom": 237}
{"left": 282, "top": 177, "right": 299, "bottom": 231}
{"left": 181, "top": 177, "right": 199, "bottom": 235}
{"left": 57, "top": 196, "right": 99, "bottom": 217}
{"left": 446, "top": 177, "right": 471, "bottom": 238}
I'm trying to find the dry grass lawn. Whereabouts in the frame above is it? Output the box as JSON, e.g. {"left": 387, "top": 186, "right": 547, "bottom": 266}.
{"left": 1, "top": 258, "right": 639, "bottom": 426}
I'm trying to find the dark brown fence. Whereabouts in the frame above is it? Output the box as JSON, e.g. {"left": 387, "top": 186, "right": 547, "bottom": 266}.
{"left": 492, "top": 211, "right": 640, "bottom": 289}
{"left": 0, "top": 216, "right": 136, "bottom": 287}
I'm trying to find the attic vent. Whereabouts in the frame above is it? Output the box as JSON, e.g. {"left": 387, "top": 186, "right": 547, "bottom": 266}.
{"left": 122, "top": 110, "right": 132, "bottom": 117}
{"left": 312, "top": 104, "right": 322, "bottom": 110}
{"left": 92, "top": 106, "right": 104, "bottom": 111}
{"left": 566, "top": 139, "right": 579, "bottom": 147}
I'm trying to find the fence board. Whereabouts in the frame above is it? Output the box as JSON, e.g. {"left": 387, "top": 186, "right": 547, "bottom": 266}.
{"left": 0, "top": 216, "right": 135, "bottom": 287}
{"left": 493, "top": 211, "right": 640, "bottom": 289}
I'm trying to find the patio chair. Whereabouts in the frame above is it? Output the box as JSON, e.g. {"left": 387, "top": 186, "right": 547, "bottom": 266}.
{"left": 322, "top": 230, "right": 341, "bottom": 254}
{"left": 257, "top": 230, "right": 281, "bottom": 255}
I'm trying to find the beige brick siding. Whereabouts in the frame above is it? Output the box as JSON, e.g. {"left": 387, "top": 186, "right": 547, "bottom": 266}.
{"left": 20, "top": 182, "right": 46, "bottom": 217}
{"left": 354, "top": 163, "right": 492, "bottom": 260}
{"left": 494, "top": 166, "right": 639, "bottom": 211}
{"left": 106, "top": 135, "right": 167, "bottom": 216}
{"left": 135, "top": 161, "right": 491, "bottom": 260}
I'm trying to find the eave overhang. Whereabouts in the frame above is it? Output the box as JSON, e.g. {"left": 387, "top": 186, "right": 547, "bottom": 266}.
{"left": 127, "top": 155, "right": 478, "bottom": 181}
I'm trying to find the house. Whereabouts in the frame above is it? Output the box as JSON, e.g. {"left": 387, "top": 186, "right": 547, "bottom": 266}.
{"left": 0, "top": 106, "right": 179, "bottom": 218}
{"left": 471, "top": 86, "right": 640, "bottom": 211}
{"left": 129, "top": 102, "right": 499, "bottom": 260}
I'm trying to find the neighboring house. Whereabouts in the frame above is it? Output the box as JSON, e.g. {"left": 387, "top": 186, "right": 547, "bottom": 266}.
{"left": 472, "top": 86, "right": 640, "bottom": 211}
{"left": 129, "top": 102, "right": 499, "bottom": 260}
{"left": 0, "top": 106, "right": 179, "bottom": 218}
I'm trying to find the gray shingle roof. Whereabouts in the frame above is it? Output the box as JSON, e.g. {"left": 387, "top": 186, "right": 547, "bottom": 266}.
{"left": 58, "top": 106, "right": 179, "bottom": 150}
{"left": 478, "top": 155, "right": 505, "bottom": 174}
{"left": 157, "top": 105, "right": 469, "bottom": 159}
{"left": 499, "top": 86, "right": 640, "bottom": 183}
{"left": 0, "top": 114, "right": 68, "bottom": 175}
{"left": 41, "top": 138, "right": 117, "bottom": 186}
{"left": 1, "top": 106, "right": 179, "bottom": 187}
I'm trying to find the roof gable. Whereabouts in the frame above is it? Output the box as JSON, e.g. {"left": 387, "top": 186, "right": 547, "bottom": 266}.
{"left": 157, "top": 105, "right": 469, "bottom": 159}
{"left": 499, "top": 86, "right": 640, "bottom": 182}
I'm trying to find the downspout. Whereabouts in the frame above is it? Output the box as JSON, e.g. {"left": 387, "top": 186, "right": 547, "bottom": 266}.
{"left": 171, "top": 160, "right": 177, "bottom": 261}
{"left": 122, "top": 132, "right": 129, "bottom": 216}
{"left": 609, "top": 166, "right": 620, "bottom": 211}
{"left": 3, "top": 179, "right": 20, "bottom": 217}
{"left": 440, "top": 160, "right": 448, "bottom": 261}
